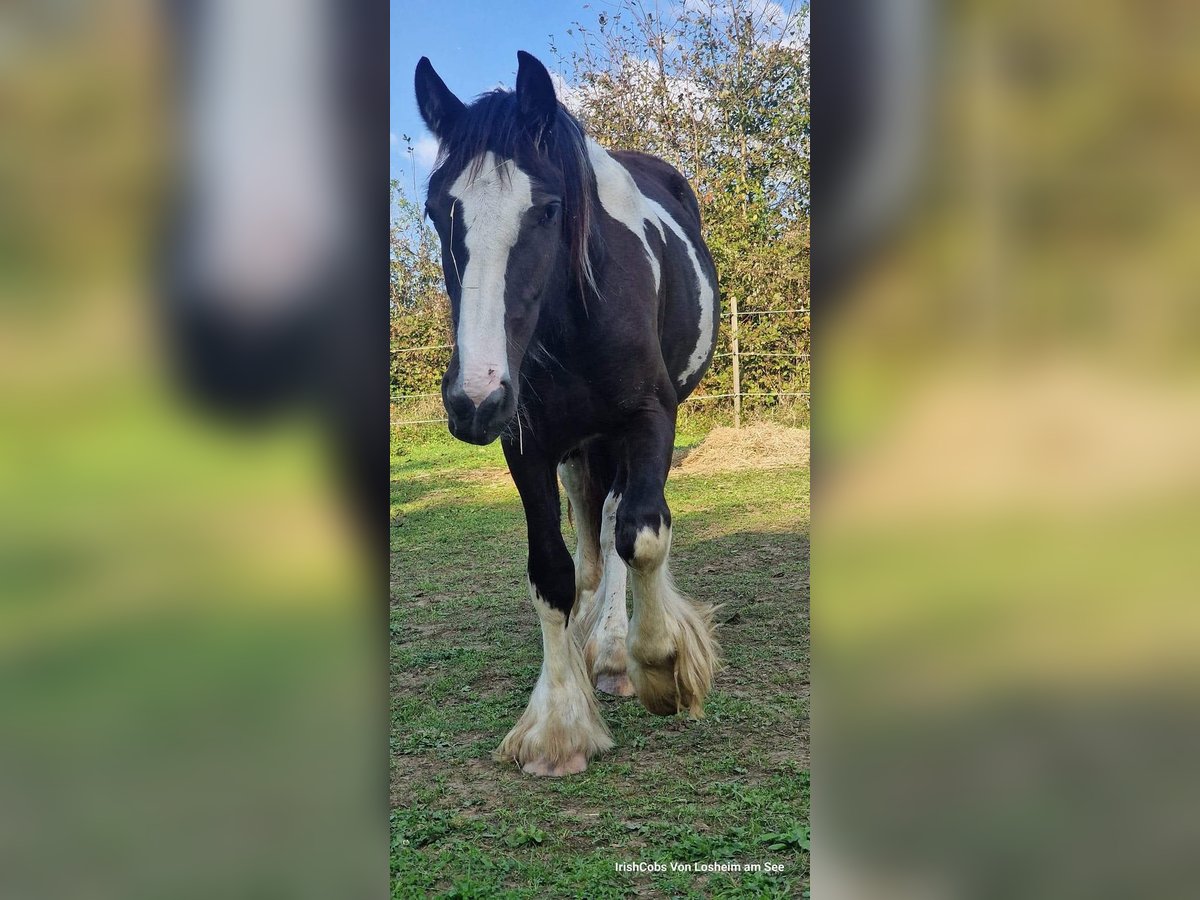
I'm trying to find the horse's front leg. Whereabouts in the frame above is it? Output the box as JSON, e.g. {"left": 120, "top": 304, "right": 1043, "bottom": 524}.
{"left": 493, "top": 436, "right": 613, "bottom": 776}
{"left": 616, "top": 402, "right": 722, "bottom": 717}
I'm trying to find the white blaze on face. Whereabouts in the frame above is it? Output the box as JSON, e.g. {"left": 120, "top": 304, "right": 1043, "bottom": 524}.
{"left": 447, "top": 152, "right": 535, "bottom": 405}
{"left": 191, "top": 0, "right": 344, "bottom": 315}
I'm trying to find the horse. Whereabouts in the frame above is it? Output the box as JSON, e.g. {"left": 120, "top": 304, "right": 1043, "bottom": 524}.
{"left": 414, "top": 51, "right": 722, "bottom": 776}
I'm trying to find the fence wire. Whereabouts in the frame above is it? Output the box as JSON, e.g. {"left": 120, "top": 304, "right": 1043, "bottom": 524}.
{"left": 391, "top": 306, "right": 807, "bottom": 428}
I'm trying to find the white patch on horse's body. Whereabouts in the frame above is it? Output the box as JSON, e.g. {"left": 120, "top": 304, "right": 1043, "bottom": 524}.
{"left": 586, "top": 140, "right": 663, "bottom": 292}
{"left": 625, "top": 521, "right": 721, "bottom": 717}
{"left": 495, "top": 582, "right": 613, "bottom": 776}
{"left": 447, "top": 152, "right": 534, "bottom": 404}
{"left": 585, "top": 139, "right": 716, "bottom": 386}
{"left": 574, "top": 492, "right": 635, "bottom": 696}
{"left": 643, "top": 197, "right": 716, "bottom": 385}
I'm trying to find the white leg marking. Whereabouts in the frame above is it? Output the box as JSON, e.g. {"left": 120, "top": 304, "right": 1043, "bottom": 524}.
{"left": 574, "top": 492, "right": 635, "bottom": 696}
{"left": 626, "top": 522, "right": 722, "bottom": 717}
{"left": 558, "top": 460, "right": 602, "bottom": 625}
{"left": 495, "top": 583, "right": 613, "bottom": 776}
{"left": 447, "top": 152, "right": 534, "bottom": 404}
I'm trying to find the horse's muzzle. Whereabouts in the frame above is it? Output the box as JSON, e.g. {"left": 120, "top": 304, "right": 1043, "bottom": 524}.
{"left": 443, "top": 379, "right": 514, "bottom": 445}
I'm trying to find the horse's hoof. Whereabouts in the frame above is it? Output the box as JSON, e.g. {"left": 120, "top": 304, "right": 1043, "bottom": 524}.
{"left": 629, "top": 659, "right": 684, "bottom": 715}
{"left": 628, "top": 672, "right": 686, "bottom": 720}
{"left": 520, "top": 752, "right": 588, "bottom": 777}
{"left": 628, "top": 597, "right": 721, "bottom": 718}
{"left": 595, "top": 672, "right": 637, "bottom": 697}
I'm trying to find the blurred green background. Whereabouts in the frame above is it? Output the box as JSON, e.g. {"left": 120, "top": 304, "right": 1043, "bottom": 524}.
{"left": 819, "top": 1, "right": 1200, "bottom": 897}
{"left": 0, "top": 3, "right": 383, "bottom": 897}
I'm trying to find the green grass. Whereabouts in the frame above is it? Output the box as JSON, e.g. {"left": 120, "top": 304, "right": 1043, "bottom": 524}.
{"left": 390, "top": 428, "right": 810, "bottom": 899}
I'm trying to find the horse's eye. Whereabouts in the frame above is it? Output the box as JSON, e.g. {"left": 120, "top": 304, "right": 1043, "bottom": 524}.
{"left": 539, "top": 201, "right": 561, "bottom": 226}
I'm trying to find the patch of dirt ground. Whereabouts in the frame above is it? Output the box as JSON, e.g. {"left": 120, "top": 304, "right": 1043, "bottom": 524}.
{"left": 675, "top": 423, "right": 809, "bottom": 473}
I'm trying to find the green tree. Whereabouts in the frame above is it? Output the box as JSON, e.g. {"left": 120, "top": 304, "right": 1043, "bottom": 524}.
{"left": 390, "top": 178, "right": 450, "bottom": 400}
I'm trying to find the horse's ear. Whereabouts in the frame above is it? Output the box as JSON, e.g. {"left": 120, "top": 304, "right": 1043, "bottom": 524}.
{"left": 415, "top": 57, "right": 464, "bottom": 139}
{"left": 516, "top": 51, "right": 557, "bottom": 138}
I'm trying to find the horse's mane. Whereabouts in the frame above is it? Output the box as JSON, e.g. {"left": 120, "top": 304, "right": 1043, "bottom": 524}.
{"left": 431, "top": 90, "right": 600, "bottom": 304}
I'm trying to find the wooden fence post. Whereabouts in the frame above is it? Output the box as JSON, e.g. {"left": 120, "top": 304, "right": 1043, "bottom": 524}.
{"left": 730, "top": 294, "right": 741, "bottom": 430}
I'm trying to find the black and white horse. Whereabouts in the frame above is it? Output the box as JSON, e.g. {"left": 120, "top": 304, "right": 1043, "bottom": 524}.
{"left": 160, "top": 1, "right": 388, "bottom": 531}
{"left": 415, "top": 52, "right": 722, "bottom": 776}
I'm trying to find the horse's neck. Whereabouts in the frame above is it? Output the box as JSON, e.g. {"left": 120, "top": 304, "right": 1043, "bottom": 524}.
{"left": 585, "top": 140, "right": 665, "bottom": 300}
{"left": 531, "top": 286, "right": 586, "bottom": 361}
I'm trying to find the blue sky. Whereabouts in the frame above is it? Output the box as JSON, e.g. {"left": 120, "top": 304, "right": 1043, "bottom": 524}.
{"left": 391, "top": 0, "right": 588, "bottom": 193}
{"left": 391, "top": 0, "right": 809, "bottom": 196}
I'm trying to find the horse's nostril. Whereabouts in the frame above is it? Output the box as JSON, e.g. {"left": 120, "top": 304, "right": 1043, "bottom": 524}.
{"left": 444, "top": 384, "right": 475, "bottom": 419}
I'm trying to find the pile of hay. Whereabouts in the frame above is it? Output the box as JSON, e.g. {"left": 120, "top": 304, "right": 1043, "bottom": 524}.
{"left": 675, "top": 423, "right": 810, "bottom": 474}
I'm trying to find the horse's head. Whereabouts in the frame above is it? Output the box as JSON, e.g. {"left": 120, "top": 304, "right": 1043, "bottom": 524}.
{"left": 415, "top": 52, "right": 592, "bottom": 445}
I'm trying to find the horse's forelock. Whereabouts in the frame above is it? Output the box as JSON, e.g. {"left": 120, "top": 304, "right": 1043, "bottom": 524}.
{"left": 431, "top": 90, "right": 599, "bottom": 304}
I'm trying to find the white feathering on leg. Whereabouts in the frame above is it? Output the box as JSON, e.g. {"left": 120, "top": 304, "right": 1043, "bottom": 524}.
{"left": 495, "top": 583, "right": 613, "bottom": 776}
